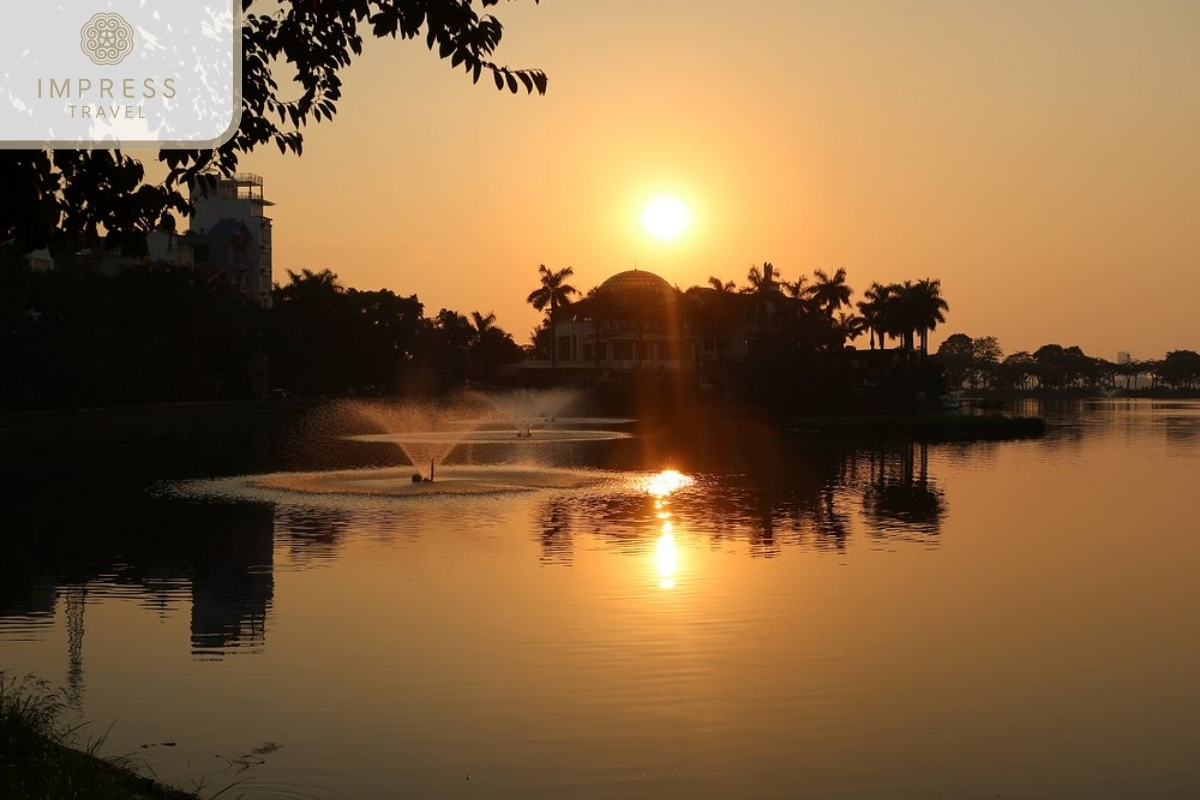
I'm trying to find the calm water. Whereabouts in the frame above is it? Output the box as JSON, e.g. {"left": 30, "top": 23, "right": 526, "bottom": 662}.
{"left": 2, "top": 399, "right": 1199, "bottom": 799}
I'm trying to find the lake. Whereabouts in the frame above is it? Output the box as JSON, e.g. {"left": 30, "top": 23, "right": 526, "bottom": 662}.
{"left": 2, "top": 398, "right": 1198, "bottom": 799}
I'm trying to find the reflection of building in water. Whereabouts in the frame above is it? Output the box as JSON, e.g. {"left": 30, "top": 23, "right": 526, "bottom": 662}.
{"left": 190, "top": 504, "right": 275, "bottom": 656}
{"left": 64, "top": 584, "right": 86, "bottom": 709}
{"left": 0, "top": 570, "right": 57, "bottom": 625}
{"left": 0, "top": 495, "right": 279, "bottom": 674}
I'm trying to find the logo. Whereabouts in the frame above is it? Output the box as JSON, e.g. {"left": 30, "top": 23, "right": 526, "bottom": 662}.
{"left": 80, "top": 12, "right": 135, "bottom": 66}
{"left": 3, "top": 1, "right": 239, "bottom": 148}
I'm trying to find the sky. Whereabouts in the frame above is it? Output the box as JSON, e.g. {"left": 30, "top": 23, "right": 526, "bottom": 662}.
{"left": 170, "top": 1, "right": 1199, "bottom": 360}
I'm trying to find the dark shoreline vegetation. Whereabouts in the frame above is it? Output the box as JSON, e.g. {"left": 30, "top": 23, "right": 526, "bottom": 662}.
{"left": 784, "top": 412, "right": 1047, "bottom": 441}
{"left": 0, "top": 674, "right": 200, "bottom": 800}
{"left": 3, "top": 252, "right": 1195, "bottom": 419}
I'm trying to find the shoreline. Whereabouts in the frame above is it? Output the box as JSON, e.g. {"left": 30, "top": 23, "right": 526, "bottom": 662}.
{"left": 0, "top": 674, "right": 200, "bottom": 800}
{"left": 0, "top": 395, "right": 1061, "bottom": 451}
{"left": 784, "top": 412, "right": 1047, "bottom": 441}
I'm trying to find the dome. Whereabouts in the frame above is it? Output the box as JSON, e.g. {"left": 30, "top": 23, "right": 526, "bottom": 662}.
{"left": 594, "top": 269, "right": 676, "bottom": 298}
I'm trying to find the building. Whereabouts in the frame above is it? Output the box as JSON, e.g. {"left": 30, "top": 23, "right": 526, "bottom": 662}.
{"left": 186, "top": 173, "right": 275, "bottom": 307}
{"left": 552, "top": 269, "right": 690, "bottom": 372}
{"left": 23, "top": 172, "right": 276, "bottom": 308}
{"left": 540, "top": 267, "right": 786, "bottom": 383}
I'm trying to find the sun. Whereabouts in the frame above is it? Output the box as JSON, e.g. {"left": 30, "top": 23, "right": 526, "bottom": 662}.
{"left": 640, "top": 195, "right": 691, "bottom": 242}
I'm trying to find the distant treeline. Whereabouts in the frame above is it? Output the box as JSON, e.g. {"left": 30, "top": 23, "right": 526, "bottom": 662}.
{"left": 932, "top": 334, "right": 1200, "bottom": 394}
{"left": 0, "top": 255, "right": 523, "bottom": 409}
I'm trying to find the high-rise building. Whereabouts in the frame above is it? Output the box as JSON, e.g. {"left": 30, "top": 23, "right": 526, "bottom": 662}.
{"left": 186, "top": 173, "right": 275, "bottom": 307}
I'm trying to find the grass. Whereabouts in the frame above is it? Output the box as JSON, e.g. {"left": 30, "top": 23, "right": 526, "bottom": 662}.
{"left": 0, "top": 673, "right": 202, "bottom": 800}
{"left": 784, "top": 412, "right": 1047, "bottom": 441}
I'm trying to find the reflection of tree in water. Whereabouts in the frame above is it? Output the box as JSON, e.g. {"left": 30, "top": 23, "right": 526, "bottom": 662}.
{"left": 536, "top": 499, "right": 575, "bottom": 565}
{"left": 534, "top": 450, "right": 856, "bottom": 558}
{"left": 552, "top": 492, "right": 659, "bottom": 556}
{"left": 273, "top": 507, "right": 354, "bottom": 567}
{"left": 852, "top": 443, "right": 946, "bottom": 539}
{"left": 531, "top": 439, "right": 946, "bottom": 558}
{"left": 1163, "top": 415, "right": 1200, "bottom": 449}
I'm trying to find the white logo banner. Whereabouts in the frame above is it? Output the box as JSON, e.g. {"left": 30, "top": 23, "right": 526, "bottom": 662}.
{"left": 0, "top": 0, "right": 240, "bottom": 148}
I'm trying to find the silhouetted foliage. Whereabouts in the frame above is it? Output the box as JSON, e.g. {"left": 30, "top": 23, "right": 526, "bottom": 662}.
{"left": 933, "top": 333, "right": 1001, "bottom": 391}
{"left": 1157, "top": 350, "right": 1200, "bottom": 390}
{"left": 526, "top": 264, "right": 579, "bottom": 368}
{"left": 269, "top": 269, "right": 428, "bottom": 397}
{"left": 683, "top": 264, "right": 942, "bottom": 414}
{"left": 0, "top": 257, "right": 533, "bottom": 408}
{"left": 0, "top": 246, "right": 263, "bottom": 408}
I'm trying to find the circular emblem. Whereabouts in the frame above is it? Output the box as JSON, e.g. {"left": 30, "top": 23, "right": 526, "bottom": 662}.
{"left": 80, "top": 12, "right": 135, "bottom": 66}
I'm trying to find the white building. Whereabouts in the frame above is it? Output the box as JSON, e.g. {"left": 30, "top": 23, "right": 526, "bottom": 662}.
{"left": 185, "top": 173, "right": 275, "bottom": 307}
{"left": 29, "top": 173, "right": 277, "bottom": 308}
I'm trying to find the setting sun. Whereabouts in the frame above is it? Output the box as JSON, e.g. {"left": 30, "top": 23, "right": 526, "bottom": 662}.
{"left": 640, "top": 195, "right": 691, "bottom": 242}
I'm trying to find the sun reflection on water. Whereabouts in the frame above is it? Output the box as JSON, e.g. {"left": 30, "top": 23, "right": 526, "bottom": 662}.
{"left": 641, "top": 469, "right": 694, "bottom": 498}
{"left": 638, "top": 470, "right": 693, "bottom": 589}
{"left": 655, "top": 531, "right": 678, "bottom": 589}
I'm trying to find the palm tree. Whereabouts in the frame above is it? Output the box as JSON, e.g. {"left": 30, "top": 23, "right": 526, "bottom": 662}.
{"left": 807, "top": 267, "right": 852, "bottom": 315}
{"left": 856, "top": 281, "right": 891, "bottom": 350}
{"left": 707, "top": 276, "right": 737, "bottom": 293}
{"left": 741, "top": 262, "right": 780, "bottom": 295}
{"left": 782, "top": 275, "right": 809, "bottom": 299}
{"left": 275, "top": 268, "right": 342, "bottom": 303}
{"left": 884, "top": 280, "right": 919, "bottom": 350}
{"left": 835, "top": 312, "right": 867, "bottom": 347}
{"left": 526, "top": 264, "right": 579, "bottom": 367}
{"left": 906, "top": 278, "right": 949, "bottom": 354}
{"left": 470, "top": 310, "right": 496, "bottom": 339}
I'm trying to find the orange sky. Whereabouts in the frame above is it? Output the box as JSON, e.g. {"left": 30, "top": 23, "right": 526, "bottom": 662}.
{"left": 155, "top": 1, "right": 1199, "bottom": 360}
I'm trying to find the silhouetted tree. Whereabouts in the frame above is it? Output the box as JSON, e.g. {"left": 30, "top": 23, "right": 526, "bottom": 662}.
{"left": 468, "top": 310, "right": 522, "bottom": 383}
{"left": 1158, "top": 350, "right": 1200, "bottom": 390}
{"left": 907, "top": 279, "right": 949, "bottom": 354}
{"left": 741, "top": 263, "right": 780, "bottom": 295}
{"left": 0, "top": 251, "right": 262, "bottom": 407}
{"left": 270, "top": 269, "right": 431, "bottom": 396}
{"left": 707, "top": 276, "right": 737, "bottom": 293}
{"left": 856, "top": 281, "right": 892, "bottom": 350}
{"left": 996, "top": 351, "right": 1037, "bottom": 391}
{"left": 807, "top": 267, "right": 852, "bottom": 315}
{"left": 934, "top": 333, "right": 1002, "bottom": 391}
{"left": 1031, "top": 344, "right": 1099, "bottom": 391}
{"left": 834, "top": 311, "right": 867, "bottom": 348}
{"left": 782, "top": 275, "right": 809, "bottom": 300}
{"left": 526, "top": 264, "right": 578, "bottom": 367}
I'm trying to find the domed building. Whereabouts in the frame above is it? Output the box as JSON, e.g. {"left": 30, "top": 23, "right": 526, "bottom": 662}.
{"left": 524, "top": 266, "right": 787, "bottom": 385}
{"left": 551, "top": 268, "right": 694, "bottom": 373}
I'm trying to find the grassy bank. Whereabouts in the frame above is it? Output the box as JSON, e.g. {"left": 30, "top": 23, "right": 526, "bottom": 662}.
{"left": 784, "top": 412, "right": 1047, "bottom": 441}
{"left": 0, "top": 674, "right": 200, "bottom": 800}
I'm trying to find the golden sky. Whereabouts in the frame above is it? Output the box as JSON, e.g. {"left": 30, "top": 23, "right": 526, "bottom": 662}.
{"left": 213, "top": 1, "right": 1195, "bottom": 359}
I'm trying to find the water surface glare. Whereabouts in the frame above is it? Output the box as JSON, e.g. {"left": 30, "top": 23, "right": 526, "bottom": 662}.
{"left": 2, "top": 400, "right": 1198, "bottom": 798}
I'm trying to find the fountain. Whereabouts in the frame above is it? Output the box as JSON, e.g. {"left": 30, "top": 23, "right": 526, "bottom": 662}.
{"left": 192, "top": 391, "right": 636, "bottom": 500}
{"left": 483, "top": 387, "right": 580, "bottom": 435}
{"left": 346, "top": 399, "right": 474, "bottom": 481}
